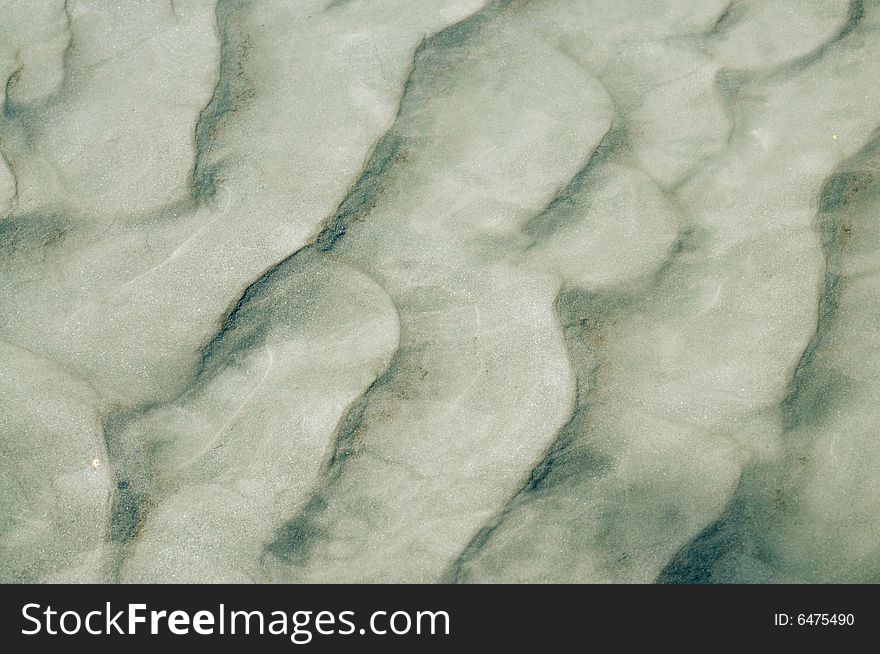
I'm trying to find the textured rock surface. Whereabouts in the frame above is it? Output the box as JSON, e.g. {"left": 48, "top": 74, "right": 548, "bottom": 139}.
{"left": 1, "top": 0, "right": 879, "bottom": 583}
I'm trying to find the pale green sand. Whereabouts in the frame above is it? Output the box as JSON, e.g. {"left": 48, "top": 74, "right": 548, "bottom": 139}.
{"left": 1, "top": 0, "right": 878, "bottom": 583}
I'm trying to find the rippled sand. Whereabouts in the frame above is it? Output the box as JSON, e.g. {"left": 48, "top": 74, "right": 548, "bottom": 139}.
{"left": 1, "top": 0, "right": 879, "bottom": 583}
